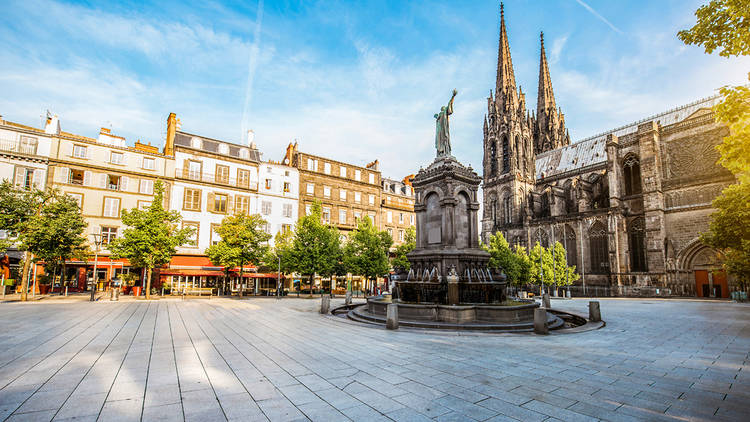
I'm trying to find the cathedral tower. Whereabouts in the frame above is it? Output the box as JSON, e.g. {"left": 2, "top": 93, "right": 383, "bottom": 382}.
{"left": 534, "top": 32, "right": 570, "bottom": 154}
{"left": 481, "top": 3, "right": 536, "bottom": 243}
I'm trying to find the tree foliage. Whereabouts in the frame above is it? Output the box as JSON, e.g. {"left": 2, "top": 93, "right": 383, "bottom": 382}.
{"left": 678, "top": 0, "right": 749, "bottom": 58}
{"left": 344, "top": 216, "right": 392, "bottom": 282}
{"left": 288, "top": 201, "right": 341, "bottom": 292}
{"left": 482, "top": 232, "right": 520, "bottom": 285}
{"left": 714, "top": 84, "right": 750, "bottom": 183}
{"left": 551, "top": 241, "right": 580, "bottom": 287}
{"left": 391, "top": 226, "right": 415, "bottom": 271}
{"left": 528, "top": 242, "right": 554, "bottom": 286}
{"left": 108, "top": 181, "right": 192, "bottom": 299}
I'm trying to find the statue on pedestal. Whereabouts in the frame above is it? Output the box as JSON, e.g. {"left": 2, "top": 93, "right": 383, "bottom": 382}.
{"left": 435, "top": 89, "right": 457, "bottom": 156}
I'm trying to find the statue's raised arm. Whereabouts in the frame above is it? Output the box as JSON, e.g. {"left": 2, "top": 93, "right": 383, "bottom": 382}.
{"left": 435, "top": 89, "right": 458, "bottom": 157}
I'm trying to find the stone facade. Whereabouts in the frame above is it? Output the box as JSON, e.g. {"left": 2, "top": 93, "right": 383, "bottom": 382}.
{"left": 381, "top": 176, "right": 416, "bottom": 248}
{"left": 481, "top": 5, "right": 736, "bottom": 297}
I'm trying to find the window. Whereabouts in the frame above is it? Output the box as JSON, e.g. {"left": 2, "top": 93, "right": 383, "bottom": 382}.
{"left": 410, "top": 214, "right": 415, "bottom": 225}
{"left": 307, "top": 158, "right": 318, "bottom": 171}
{"left": 324, "top": 162, "right": 331, "bottom": 174}
{"left": 564, "top": 225, "right": 577, "bottom": 268}
{"left": 137, "top": 200, "right": 151, "bottom": 210}
{"left": 282, "top": 203, "right": 293, "bottom": 218}
{"left": 340, "top": 166, "right": 347, "bottom": 178}
{"left": 323, "top": 186, "right": 331, "bottom": 198}
{"left": 183, "top": 188, "right": 201, "bottom": 211}
{"left": 502, "top": 195, "right": 511, "bottom": 224}
{"left": 339, "top": 189, "right": 346, "bottom": 201}
{"left": 387, "top": 211, "right": 393, "bottom": 223}
{"left": 73, "top": 144, "right": 87, "bottom": 158}
{"left": 368, "top": 212, "right": 376, "bottom": 224}
{"left": 387, "top": 228, "right": 393, "bottom": 238}
{"left": 110, "top": 152, "right": 124, "bottom": 165}
{"left": 629, "top": 217, "right": 648, "bottom": 272}
{"left": 66, "top": 193, "right": 83, "bottom": 209}
{"left": 216, "top": 165, "right": 230, "bottom": 184}
{"left": 265, "top": 179, "right": 272, "bottom": 190}
{"left": 214, "top": 194, "right": 228, "bottom": 213}
{"left": 354, "top": 210, "right": 362, "bottom": 222}
{"left": 187, "top": 160, "right": 202, "bottom": 180}
{"left": 339, "top": 209, "right": 347, "bottom": 224}
{"left": 262, "top": 201, "right": 272, "bottom": 215}
{"left": 355, "top": 170, "right": 361, "bottom": 181}
{"left": 183, "top": 222, "right": 199, "bottom": 247}
{"left": 369, "top": 173, "right": 375, "bottom": 184}
{"left": 211, "top": 224, "right": 221, "bottom": 245}
{"left": 19, "top": 136, "right": 37, "bottom": 155}
{"left": 14, "top": 167, "right": 35, "bottom": 189}
{"left": 106, "top": 175, "right": 120, "bottom": 191}
{"left": 502, "top": 136, "right": 509, "bottom": 173}
{"left": 281, "top": 224, "right": 292, "bottom": 234}
{"left": 69, "top": 169, "right": 85, "bottom": 185}
{"left": 267, "top": 166, "right": 273, "bottom": 173}
{"left": 489, "top": 142, "right": 497, "bottom": 177}
{"left": 306, "top": 183, "right": 314, "bottom": 195}
{"left": 354, "top": 192, "right": 361, "bottom": 203}
{"left": 262, "top": 222, "right": 271, "bottom": 234}
{"left": 534, "top": 228, "right": 549, "bottom": 248}
{"left": 283, "top": 182, "right": 290, "bottom": 193}
{"left": 623, "top": 155, "right": 642, "bottom": 195}
{"left": 589, "top": 221, "right": 610, "bottom": 274}
{"left": 398, "top": 230, "right": 404, "bottom": 242}
{"left": 322, "top": 207, "right": 331, "bottom": 223}
{"left": 102, "top": 197, "right": 120, "bottom": 218}
{"left": 139, "top": 179, "right": 154, "bottom": 195}
{"left": 368, "top": 194, "right": 375, "bottom": 205}
{"left": 101, "top": 226, "right": 118, "bottom": 244}
{"left": 305, "top": 204, "right": 312, "bottom": 215}
{"left": 237, "top": 169, "right": 250, "bottom": 188}
{"left": 235, "top": 196, "right": 250, "bottom": 215}
{"left": 399, "top": 213, "right": 404, "bottom": 224}
{"left": 142, "top": 157, "right": 155, "bottom": 170}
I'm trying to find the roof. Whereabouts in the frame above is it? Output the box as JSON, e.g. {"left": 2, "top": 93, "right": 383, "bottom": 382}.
{"left": 174, "top": 130, "right": 262, "bottom": 162}
{"left": 535, "top": 94, "right": 722, "bottom": 179}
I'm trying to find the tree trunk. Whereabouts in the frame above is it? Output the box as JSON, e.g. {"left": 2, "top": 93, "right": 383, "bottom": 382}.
{"left": 20, "top": 252, "right": 31, "bottom": 301}
{"left": 60, "top": 261, "right": 66, "bottom": 295}
{"left": 146, "top": 267, "right": 152, "bottom": 299}
{"left": 224, "top": 273, "right": 228, "bottom": 296}
{"left": 309, "top": 274, "right": 314, "bottom": 298}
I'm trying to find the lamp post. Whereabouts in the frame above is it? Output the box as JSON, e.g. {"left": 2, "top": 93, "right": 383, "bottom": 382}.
{"left": 90, "top": 233, "right": 102, "bottom": 302}
{"left": 538, "top": 230, "right": 544, "bottom": 295}
{"left": 277, "top": 255, "right": 281, "bottom": 299}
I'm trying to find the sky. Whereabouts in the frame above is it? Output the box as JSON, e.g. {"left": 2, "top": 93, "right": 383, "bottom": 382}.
{"left": 1, "top": 0, "right": 748, "bottom": 180}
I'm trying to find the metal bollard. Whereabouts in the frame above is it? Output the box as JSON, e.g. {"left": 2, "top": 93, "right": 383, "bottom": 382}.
{"left": 542, "top": 293, "right": 551, "bottom": 309}
{"left": 345, "top": 291, "right": 352, "bottom": 306}
{"left": 161, "top": 287, "right": 164, "bottom": 296}
{"left": 534, "top": 308, "right": 549, "bottom": 334}
{"left": 110, "top": 288, "right": 115, "bottom": 301}
{"left": 320, "top": 296, "right": 330, "bottom": 314}
{"left": 589, "top": 301, "right": 601, "bottom": 322}
{"left": 386, "top": 303, "right": 399, "bottom": 330}
{"left": 114, "top": 288, "right": 119, "bottom": 301}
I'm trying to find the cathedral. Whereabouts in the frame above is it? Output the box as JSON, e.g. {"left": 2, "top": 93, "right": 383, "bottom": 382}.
{"left": 480, "top": 5, "right": 736, "bottom": 298}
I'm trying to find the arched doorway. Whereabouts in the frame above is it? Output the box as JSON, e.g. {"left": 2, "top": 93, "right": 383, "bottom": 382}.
{"left": 680, "top": 242, "right": 727, "bottom": 298}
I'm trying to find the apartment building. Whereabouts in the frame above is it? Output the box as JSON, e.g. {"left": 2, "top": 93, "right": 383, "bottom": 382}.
{"left": 49, "top": 125, "right": 174, "bottom": 289}
{"left": 283, "top": 141, "right": 381, "bottom": 238}
{"left": 381, "top": 176, "right": 416, "bottom": 248}
{"left": 257, "top": 160, "right": 299, "bottom": 243}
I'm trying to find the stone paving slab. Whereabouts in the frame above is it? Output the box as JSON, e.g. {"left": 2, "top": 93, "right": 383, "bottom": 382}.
{"left": 0, "top": 298, "right": 748, "bottom": 421}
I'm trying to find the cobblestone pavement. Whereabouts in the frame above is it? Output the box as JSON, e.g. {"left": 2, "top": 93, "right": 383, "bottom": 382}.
{"left": 0, "top": 297, "right": 748, "bottom": 421}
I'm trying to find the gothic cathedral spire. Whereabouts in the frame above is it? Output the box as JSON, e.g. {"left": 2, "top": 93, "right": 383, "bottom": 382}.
{"left": 496, "top": 3, "right": 517, "bottom": 109}
{"left": 534, "top": 31, "right": 570, "bottom": 154}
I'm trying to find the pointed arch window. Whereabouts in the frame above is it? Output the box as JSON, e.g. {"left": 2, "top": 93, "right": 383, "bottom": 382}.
{"left": 589, "top": 221, "right": 609, "bottom": 274}
{"left": 534, "top": 228, "right": 549, "bottom": 248}
{"left": 623, "top": 155, "right": 642, "bottom": 195}
{"left": 629, "top": 217, "right": 648, "bottom": 272}
{"left": 490, "top": 198, "right": 498, "bottom": 225}
{"left": 502, "top": 194, "right": 511, "bottom": 224}
{"left": 502, "top": 136, "right": 510, "bottom": 174}
{"left": 564, "top": 225, "right": 577, "bottom": 268}
{"left": 489, "top": 142, "right": 498, "bottom": 177}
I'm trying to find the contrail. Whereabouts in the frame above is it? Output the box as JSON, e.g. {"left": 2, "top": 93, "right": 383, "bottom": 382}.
{"left": 241, "top": 0, "right": 265, "bottom": 143}
{"left": 574, "top": 0, "right": 623, "bottom": 34}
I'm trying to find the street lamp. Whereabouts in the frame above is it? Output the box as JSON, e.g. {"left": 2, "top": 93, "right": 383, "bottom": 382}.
{"left": 276, "top": 255, "right": 281, "bottom": 299}
{"left": 90, "top": 233, "right": 102, "bottom": 302}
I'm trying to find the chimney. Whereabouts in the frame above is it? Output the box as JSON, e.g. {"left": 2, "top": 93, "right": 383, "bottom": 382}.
{"left": 44, "top": 114, "right": 61, "bottom": 135}
{"left": 246, "top": 130, "right": 255, "bottom": 148}
{"left": 165, "top": 113, "right": 176, "bottom": 156}
{"left": 366, "top": 159, "right": 379, "bottom": 171}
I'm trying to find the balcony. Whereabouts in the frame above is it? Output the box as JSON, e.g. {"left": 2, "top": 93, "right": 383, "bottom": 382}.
{"left": 177, "top": 168, "right": 258, "bottom": 190}
{"left": 0, "top": 137, "right": 37, "bottom": 156}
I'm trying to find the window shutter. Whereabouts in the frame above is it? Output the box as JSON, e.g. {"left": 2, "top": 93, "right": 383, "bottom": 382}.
{"left": 120, "top": 176, "right": 128, "bottom": 192}
{"left": 99, "top": 174, "right": 107, "bottom": 188}
{"left": 121, "top": 153, "right": 128, "bottom": 166}
{"left": 227, "top": 195, "right": 234, "bottom": 215}
{"left": 32, "top": 169, "right": 44, "bottom": 188}
{"left": 93, "top": 225, "right": 101, "bottom": 235}
{"left": 83, "top": 171, "right": 92, "bottom": 186}
{"left": 57, "top": 167, "right": 69, "bottom": 183}
{"left": 182, "top": 189, "right": 190, "bottom": 209}
{"left": 183, "top": 160, "right": 189, "bottom": 176}
{"left": 207, "top": 192, "right": 215, "bottom": 212}
{"left": 68, "top": 144, "right": 73, "bottom": 157}
{"left": 14, "top": 168, "right": 25, "bottom": 187}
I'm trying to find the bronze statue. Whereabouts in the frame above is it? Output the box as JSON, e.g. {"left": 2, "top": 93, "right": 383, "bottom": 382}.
{"left": 435, "top": 89, "right": 457, "bottom": 156}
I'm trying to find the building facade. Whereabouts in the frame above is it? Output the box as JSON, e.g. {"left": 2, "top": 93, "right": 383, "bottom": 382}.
{"left": 283, "top": 141, "right": 382, "bottom": 238}
{"left": 381, "top": 176, "right": 416, "bottom": 248}
{"left": 256, "top": 160, "right": 299, "bottom": 243}
{"left": 481, "top": 5, "right": 735, "bottom": 297}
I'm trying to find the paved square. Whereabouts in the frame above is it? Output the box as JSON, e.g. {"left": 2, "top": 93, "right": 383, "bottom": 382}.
{"left": 0, "top": 297, "right": 748, "bottom": 421}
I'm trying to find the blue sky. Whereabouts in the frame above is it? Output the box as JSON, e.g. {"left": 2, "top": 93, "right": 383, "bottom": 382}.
{"left": 1, "top": 0, "right": 748, "bottom": 179}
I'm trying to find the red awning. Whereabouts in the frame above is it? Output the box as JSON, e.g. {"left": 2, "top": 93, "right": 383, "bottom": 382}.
{"left": 160, "top": 269, "right": 280, "bottom": 278}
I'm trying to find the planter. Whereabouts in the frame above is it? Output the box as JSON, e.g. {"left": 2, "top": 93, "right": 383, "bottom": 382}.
{"left": 39, "top": 284, "right": 51, "bottom": 295}
{"left": 132, "top": 286, "right": 142, "bottom": 296}
{"left": 122, "top": 286, "right": 132, "bottom": 295}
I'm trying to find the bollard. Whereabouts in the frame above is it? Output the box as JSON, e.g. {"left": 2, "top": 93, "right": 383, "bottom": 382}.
{"left": 65, "top": 286, "right": 68, "bottom": 296}
{"left": 320, "top": 295, "right": 330, "bottom": 314}
{"left": 542, "top": 293, "right": 551, "bottom": 309}
{"left": 386, "top": 303, "right": 399, "bottom": 330}
{"left": 589, "top": 301, "right": 601, "bottom": 322}
{"left": 345, "top": 291, "right": 352, "bottom": 306}
{"left": 566, "top": 290, "right": 571, "bottom": 299}
{"left": 1, "top": 285, "right": 5, "bottom": 299}
{"left": 534, "top": 308, "right": 548, "bottom": 335}
{"left": 110, "top": 288, "right": 115, "bottom": 301}
{"left": 161, "top": 287, "right": 164, "bottom": 296}
{"left": 114, "top": 287, "right": 119, "bottom": 301}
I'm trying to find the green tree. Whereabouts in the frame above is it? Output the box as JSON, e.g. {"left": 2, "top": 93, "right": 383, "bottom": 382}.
{"left": 482, "top": 232, "right": 521, "bottom": 285}
{"left": 261, "top": 230, "right": 296, "bottom": 294}
{"left": 391, "top": 226, "right": 415, "bottom": 271}
{"left": 21, "top": 192, "right": 88, "bottom": 291}
{"left": 344, "top": 217, "right": 392, "bottom": 292}
{"left": 513, "top": 245, "right": 533, "bottom": 286}
{"left": 289, "top": 201, "right": 340, "bottom": 297}
{"left": 206, "top": 213, "right": 271, "bottom": 296}
{"left": 680, "top": 1, "right": 750, "bottom": 287}
{"left": 108, "top": 181, "right": 192, "bottom": 299}
{"left": 528, "top": 242, "right": 554, "bottom": 288}
{"left": 550, "top": 241, "right": 580, "bottom": 288}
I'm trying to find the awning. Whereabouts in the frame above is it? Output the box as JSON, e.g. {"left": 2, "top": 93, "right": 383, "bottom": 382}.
{"left": 160, "top": 269, "right": 280, "bottom": 278}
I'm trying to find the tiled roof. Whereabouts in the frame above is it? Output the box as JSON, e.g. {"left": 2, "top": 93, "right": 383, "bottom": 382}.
{"left": 535, "top": 94, "right": 722, "bottom": 179}
{"left": 174, "top": 131, "right": 262, "bottom": 162}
